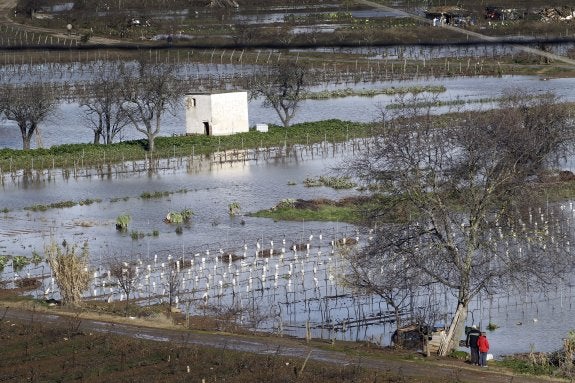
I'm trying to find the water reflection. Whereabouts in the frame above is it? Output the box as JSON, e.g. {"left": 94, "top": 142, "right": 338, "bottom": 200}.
{"left": 1, "top": 140, "right": 575, "bottom": 355}
{"left": 2, "top": 75, "right": 575, "bottom": 150}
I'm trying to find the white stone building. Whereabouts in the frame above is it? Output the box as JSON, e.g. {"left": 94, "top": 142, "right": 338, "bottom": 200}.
{"left": 184, "top": 91, "right": 249, "bottom": 136}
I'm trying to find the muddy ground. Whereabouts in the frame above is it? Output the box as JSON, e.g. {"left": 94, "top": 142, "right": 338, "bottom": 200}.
{"left": 0, "top": 302, "right": 567, "bottom": 383}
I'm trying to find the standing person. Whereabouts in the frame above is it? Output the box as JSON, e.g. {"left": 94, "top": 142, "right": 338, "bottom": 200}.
{"left": 466, "top": 325, "right": 481, "bottom": 365}
{"left": 477, "top": 331, "right": 490, "bottom": 367}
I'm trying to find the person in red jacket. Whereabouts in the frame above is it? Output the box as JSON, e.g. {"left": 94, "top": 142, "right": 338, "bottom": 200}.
{"left": 477, "top": 331, "right": 490, "bottom": 367}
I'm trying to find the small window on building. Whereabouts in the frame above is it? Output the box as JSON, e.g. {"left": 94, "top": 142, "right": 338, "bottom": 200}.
{"left": 186, "top": 97, "right": 197, "bottom": 109}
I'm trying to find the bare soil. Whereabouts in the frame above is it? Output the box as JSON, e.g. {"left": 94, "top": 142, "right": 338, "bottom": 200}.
{"left": 6, "top": 0, "right": 575, "bottom": 47}
{"left": 0, "top": 295, "right": 568, "bottom": 383}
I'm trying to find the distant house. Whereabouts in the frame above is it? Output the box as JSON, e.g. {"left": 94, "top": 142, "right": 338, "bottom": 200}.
{"left": 184, "top": 91, "right": 249, "bottom": 136}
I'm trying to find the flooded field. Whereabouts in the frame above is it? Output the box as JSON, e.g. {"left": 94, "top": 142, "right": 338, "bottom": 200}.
{"left": 1, "top": 142, "right": 575, "bottom": 357}
{"left": 1, "top": 45, "right": 575, "bottom": 356}
{"left": 2, "top": 74, "right": 575, "bottom": 150}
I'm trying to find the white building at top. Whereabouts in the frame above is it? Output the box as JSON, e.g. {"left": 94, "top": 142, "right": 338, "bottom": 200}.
{"left": 184, "top": 91, "right": 249, "bottom": 136}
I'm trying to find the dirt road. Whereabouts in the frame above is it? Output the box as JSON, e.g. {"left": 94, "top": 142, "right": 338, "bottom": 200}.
{"left": 0, "top": 0, "right": 122, "bottom": 45}
{"left": 1, "top": 307, "right": 565, "bottom": 383}
{"left": 357, "top": 0, "right": 575, "bottom": 68}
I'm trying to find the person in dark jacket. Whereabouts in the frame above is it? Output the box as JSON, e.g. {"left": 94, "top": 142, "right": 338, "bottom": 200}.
{"left": 466, "top": 325, "right": 481, "bottom": 365}
{"left": 477, "top": 331, "right": 490, "bottom": 367}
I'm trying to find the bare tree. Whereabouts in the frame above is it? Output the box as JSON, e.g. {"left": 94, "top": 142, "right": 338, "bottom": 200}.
{"left": 109, "top": 259, "right": 142, "bottom": 315}
{"left": 0, "top": 83, "right": 58, "bottom": 150}
{"left": 343, "top": 90, "right": 575, "bottom": 355}
{"left": 342, "top": 245, "right": 417, "bottom": 345}
{"left": 120, "top": 60, "right": 182, "bottom": 152}
{"left": 45, "top": 241, "right": 92, "bottom": 307}
{"left": 164, "top": 264, "right": 181, "bottom": 310}
{"left": 250, "top": 60, "right": 309, "bottom": 128}
{"left": 79, "top": 62, "right": 130, "bottom": 144}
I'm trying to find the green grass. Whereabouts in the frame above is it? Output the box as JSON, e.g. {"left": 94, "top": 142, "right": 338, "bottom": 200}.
{"left": 0, "top": 120, "right": 373, "bottom": 172}
{"left": 0, "top": 255, "right": 8, "bottom": 271}
{"left": 140, "top": 191, "right": 170, "bottom": 199}
{"left": 303, "top": 176, "right": 357, "bottom": 189}
{"left": 24, "top": 200, "right": 78, "bottom": 211}
{"left": 250, "top": 199, "right": 363, "bottom": 223}
{"left": 495, "top": 357, "right": 556, "bottom": 376}
{"left": 305, "top": 85, "right": 447, "bottom": 100}
{"left": 22, "top": 198, "right": 106, "bottom": 211}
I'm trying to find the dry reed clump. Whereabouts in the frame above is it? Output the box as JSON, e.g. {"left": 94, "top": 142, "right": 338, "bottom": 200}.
{"left": 45, "top": 241, "right": 92, "bottom": 307}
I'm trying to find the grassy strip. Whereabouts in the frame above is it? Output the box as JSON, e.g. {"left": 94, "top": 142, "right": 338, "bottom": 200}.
{"left": 305, "top": 85, "right": 447, "bottom": 100}
{"left": 251, "top": 203, "right": 361, "bottom": 223}
{"left": 249, "top": 197, "right": 368, "bottom": 224}
{"left": 495, "top": 357, "right": 556, "bottom": 376}
{"left": 0, "top": 120, "right": 373, "bottom": 172}
{"left": 23, "top": 198, "right": 102, "bottom": 212}
{"left": 385, "top": 96, "right": 502, "bottom": 110}
{"left": 250, "top": 177, "right": 575, "bottom": 226}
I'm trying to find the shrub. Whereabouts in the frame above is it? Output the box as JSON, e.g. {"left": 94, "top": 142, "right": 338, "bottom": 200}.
{"left": 165, "top": 208, "right": 194, "bottom": 224}
{"left": 275, "top": 198, "right": 296, "bottom": 209}
{"left": 0, "top": 255, "right": 8, "bottom": 271}
{"left": 45, "top": 241, "right": 91, "bottom": 307}
{"left": 116, "top": 214, "right": 131, "bottom": 231}
{"left": 228, "top": 202, "right": 241, "bottom": 216}
{"left": 181, "top": 208, "right": 194, "bottom": 222}
{"left": 31, "top": 251, "right": 42, "bottom": 265}
{"left": 12, "top": 255, "right": 30, "bottom": 271}
{"left": 166, "top": 212, "right": 183, "bottom": 224}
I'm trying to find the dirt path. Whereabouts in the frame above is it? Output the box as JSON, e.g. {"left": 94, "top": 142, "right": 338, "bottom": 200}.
{"left": 357, "top": 0, "right": 575, "bottom": 68}
{"left": 1, "top": 307, "right": 565, "bottom": 383}
{"left": 0, "top": 0, "right": 573, "bottom": 67}
{"left": 0, "top": 0, "right": 122, "bottom": 45}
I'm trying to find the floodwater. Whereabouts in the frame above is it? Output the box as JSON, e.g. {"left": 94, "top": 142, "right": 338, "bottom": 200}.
{"left": 2, "top": 73, "right": 575, "bottom": 357}
{"left": 2, "top": 75, "right": 575, "bottom": 150}
{"left": 1, "top": 144, "right": 574, "bottom": 357}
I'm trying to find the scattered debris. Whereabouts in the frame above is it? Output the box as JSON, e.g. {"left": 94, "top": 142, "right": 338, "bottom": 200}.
{"left": 485, "top": 6, "right": 521, "bottom": 21}
{"left": 128, "top": 18, "right": 150, "bottom": 27}
{"left": 425, "top": 6, "right": 470, "bottom": 26}
{"left": 538, "top": 7, "right": 575, "bottom": 22}
{"left": 45, "top": 298, "right": 61, "bottom": 306}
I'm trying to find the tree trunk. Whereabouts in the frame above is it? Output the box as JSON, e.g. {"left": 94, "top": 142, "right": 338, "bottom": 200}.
{"left": 21, "top": 124, "right": 34, "bottom": 150}
{"left": 146, "top": 131, "right": 154, "bottom": 152}
{"left": 105, "top": 114, "right": 111, "bottom": 144}
{"left": 93, "top": 129, "right": 101, "bottom": 145}
{"left": 22, "top": 135, "right": 31, "bottom": 150}
{"left": 438, "top": 302, "right": 468, "bottom": 356}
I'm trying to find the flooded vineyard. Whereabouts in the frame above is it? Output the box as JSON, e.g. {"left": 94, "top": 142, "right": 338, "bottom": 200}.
{"left": 2, "top": 216, "right": 575, "bottom": 357}
{"left": 1, "top": 142, "right": 575, "bottom": 357}
{"left": 2, "top": 74, "right": 575, "bottom": 151}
